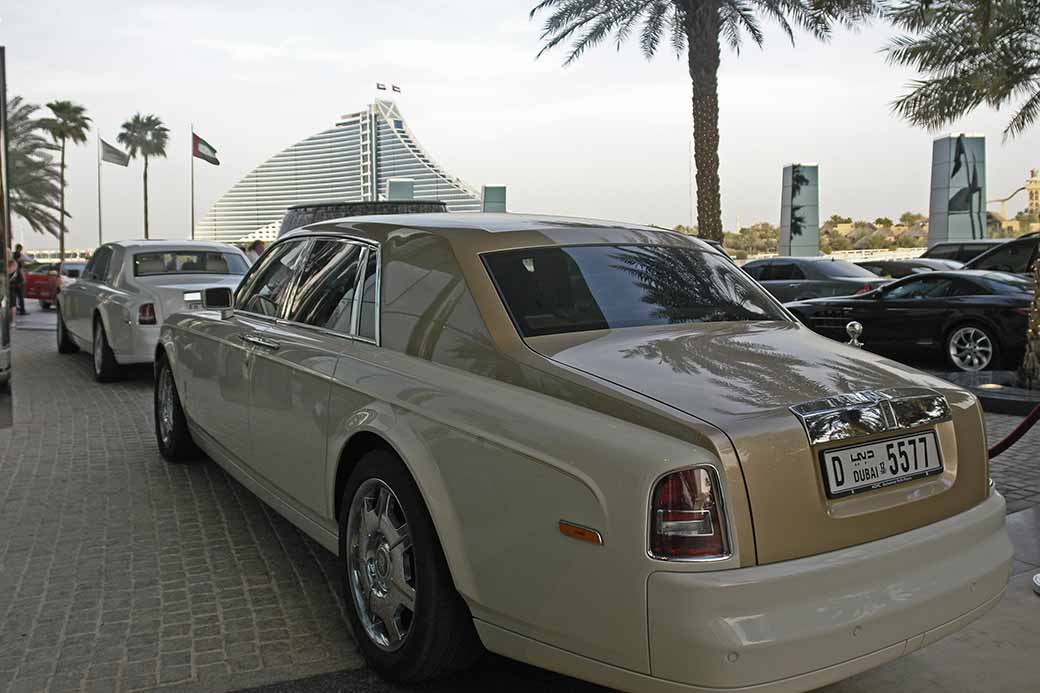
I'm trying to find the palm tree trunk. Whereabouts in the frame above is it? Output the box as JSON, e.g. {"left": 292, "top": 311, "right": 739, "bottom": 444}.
{"left": 59, "top": 137, "right": 66, "bottom": 264}
{"left": 685, "top": 4, "right": 723, "bottom": 242}
{"left": 143, "top": 155, "right": 149, "bottom": 240}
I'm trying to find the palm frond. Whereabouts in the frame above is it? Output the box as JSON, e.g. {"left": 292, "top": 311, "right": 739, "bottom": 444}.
{"left": 6, "top": 96, "right": 66, "bottom": 238}
{"left": 885, "top": 0, "right": 1040, "bottom": 138}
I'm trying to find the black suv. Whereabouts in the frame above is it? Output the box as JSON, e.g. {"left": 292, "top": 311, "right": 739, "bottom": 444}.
{"left": 964, "top": 233, "right": 1040, "bottom": 277}
{"left": 921, "top": 239, "right": 1005, "bottom": 263}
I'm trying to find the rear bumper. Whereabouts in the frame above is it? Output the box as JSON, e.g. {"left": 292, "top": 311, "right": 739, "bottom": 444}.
{"left": 112, "top": 324, "right": 159, "bottom": 365}
{"left": 646, "top": 489, "right": 1012, "bottom": 691}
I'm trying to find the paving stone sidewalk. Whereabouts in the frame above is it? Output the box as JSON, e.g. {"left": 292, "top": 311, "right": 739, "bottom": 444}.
{"left": 1, "top": 319, "right": 1037, "bottom": 693}
{"left": 0, "top": 329, "right": 363, "bottom": 693}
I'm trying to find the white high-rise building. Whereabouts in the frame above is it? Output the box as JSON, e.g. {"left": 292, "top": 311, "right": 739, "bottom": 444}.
{"left": 195, "top": 99, "right": 482, "bottom": 243}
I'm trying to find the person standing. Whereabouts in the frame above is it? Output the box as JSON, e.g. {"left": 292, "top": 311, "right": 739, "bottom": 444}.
{"left": 6, "top": 259, "right": 19, "bottom": 326}
{"left": 245, "top": 239, "right": 266, "bottom": 265}
{"left": 11, "top": 244, "right": 27, "bottom": 315}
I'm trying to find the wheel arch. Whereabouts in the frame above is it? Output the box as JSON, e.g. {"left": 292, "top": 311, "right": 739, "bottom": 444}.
{"left": 327, "top": 413, "right": 478, "bottom": 600}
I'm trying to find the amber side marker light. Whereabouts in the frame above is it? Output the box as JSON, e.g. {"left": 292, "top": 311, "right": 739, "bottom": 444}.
{"left": 559, "top": 521, "right": 603, "bottom": 545}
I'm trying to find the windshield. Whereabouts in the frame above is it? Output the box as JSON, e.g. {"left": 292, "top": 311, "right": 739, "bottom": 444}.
{"left": 980, "top": 273, "right": 1034, "bottom": 295}
{"left": 133, "top": 251, "right": 248, "bottom": 277}
{"left": 483, "top": 244, "right": 787, "bottom": 337}
{"left": 815, "top": 259, "right": 877, "bottom": 279}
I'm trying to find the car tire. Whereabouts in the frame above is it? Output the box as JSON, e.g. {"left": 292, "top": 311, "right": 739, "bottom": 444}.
{"left": 92, "top": 317, "right": 122, "bottom": 382}
{"left": 56, "top": 307, "right": 78, "bottom": 354}
{"left": 945, "top": 323, "right": 1000, "bottom": 372}
{"left": 338, "top": 449, "right": 483, "bottom": 682}
{"left": 154, "top": 355, "right": 201, "bottom": 462}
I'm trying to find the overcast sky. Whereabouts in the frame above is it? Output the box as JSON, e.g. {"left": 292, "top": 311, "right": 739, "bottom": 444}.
{"left": 6, "top": 0, "right": 1040, "bottom": 250}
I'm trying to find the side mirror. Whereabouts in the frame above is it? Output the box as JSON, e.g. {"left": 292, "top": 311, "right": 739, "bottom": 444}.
{"left": 203, "top": 286, "right": 234, "bottom": 312}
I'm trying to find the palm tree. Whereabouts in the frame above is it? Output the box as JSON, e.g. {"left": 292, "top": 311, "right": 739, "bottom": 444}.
{"left": 40, "top": 101, "right": 91, "bottom": 265}
{"left": 530, "top": 0, "right": 873, "bottom": 242}
{"left": 6, "top": 96, "right": 64, "bottom": 240}
{"left": 117, "top": 113, "right": 169, "bottom": 239}
{"left": 886, "top": 0, "right": 1038, "bottom": 140}
{"left": 884, "top": 0, "right": 1040, "bottom": 387}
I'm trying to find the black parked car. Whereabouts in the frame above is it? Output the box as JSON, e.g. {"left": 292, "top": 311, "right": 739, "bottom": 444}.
{"left": 857, "top": 258, "right": 963, "bottom": 278}
{"left": 920, "top": 239, "right": 1005, "bottom": 263}
{"left": 963, "top": 233, "right": 1039, "bottom": 278}
{"left": 741, "top": 257, "right": 887, "bottom": 302}
{"left": 785, "top": 270, "right": 1032, "bottom": 372}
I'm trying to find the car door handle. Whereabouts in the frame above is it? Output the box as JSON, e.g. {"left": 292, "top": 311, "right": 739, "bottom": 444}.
{"left": 240, "top": 333, "right": 281, "bottom": 350}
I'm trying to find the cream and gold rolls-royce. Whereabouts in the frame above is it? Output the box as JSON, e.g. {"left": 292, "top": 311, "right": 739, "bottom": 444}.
{"left": 153, "top": 214, "right": 1013, "bottom": 692}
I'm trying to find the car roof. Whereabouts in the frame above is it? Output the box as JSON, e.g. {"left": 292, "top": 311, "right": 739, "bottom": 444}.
{"left": 930, "top": 239, "right": 1004, "bottom": 247}
{"left": 289, "top": 213, "right": 718, "bottom": 254}
{"left": 108, "top": 239, "right": 239, "bottom": 252}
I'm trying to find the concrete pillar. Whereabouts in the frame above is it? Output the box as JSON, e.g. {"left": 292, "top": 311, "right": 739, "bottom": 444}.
{"left": 778, "top": 163, "right": 820, "bottom": 257}
{"left": 928, "top": 134, "right": 986, "bottom": 245}
{"left": 481, "top": 185, "right": 507, "bottom": 213}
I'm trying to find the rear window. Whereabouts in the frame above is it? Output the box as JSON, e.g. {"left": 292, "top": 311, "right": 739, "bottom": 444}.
{"left": 922, "top": 243, "right": 959, "bottom": 260}
{"left": 980, "top": 273, "right": 1034, "bottom": 294}
{"left": 815, "top": 259, "right": 877, "bottom": 278}
{"left": 483, "top": 244, "right": 786, "bottom": 338}
{"left": 133, "top": 251, "right": 248, "bottom": 277}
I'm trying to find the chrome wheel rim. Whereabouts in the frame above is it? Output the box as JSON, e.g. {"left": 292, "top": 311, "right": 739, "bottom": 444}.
{"left": 93, "top": 328, "right": 104, "bottom": 374}
{"left": 949, "top": 326, "right": 993, "bottom": 372}
{"left": 158, "top": 367, "right": 175, "bottom": 445}
{"left": 345, "top": 478, "right": 416, "bottom": 652}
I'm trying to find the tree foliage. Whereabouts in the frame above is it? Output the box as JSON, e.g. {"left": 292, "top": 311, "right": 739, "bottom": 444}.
{"left": 886, "top": 0, "right": 1040, "bottom": 139}
{"left": 6, "top": 96, "right": 65, "bottom": 238}
{"left": 531, "top": 0, "right": 874, "bottom": 242}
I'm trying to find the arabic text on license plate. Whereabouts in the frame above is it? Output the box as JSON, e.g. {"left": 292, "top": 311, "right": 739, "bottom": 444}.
{"left": 821, "top": 431, "right": 942, "bottom": 498}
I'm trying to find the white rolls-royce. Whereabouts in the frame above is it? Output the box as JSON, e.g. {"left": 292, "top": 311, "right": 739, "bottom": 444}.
{"left": 154, "top": 215, "right": 1011, "bottom": 693}
{"left": 57, "top": 240, "right": 249, "bottom": 381}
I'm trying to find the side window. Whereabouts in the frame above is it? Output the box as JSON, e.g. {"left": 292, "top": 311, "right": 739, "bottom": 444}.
{"left": 287, "top": 240, "right": 364, "bottom": 329}
{"left": 960, "top": 244, "right": 991, "bottom": 263}
{"left": 972, "top": 241, "right": 1035, "bottom": 274}
{"left": 948, "top": 279, "right": 987, "bottom": 297}
{"left": 742, "top": 263, "right": 763, "bottom": 280}
{"left": 357, "top": 249, "right": 379, "bottom": 341}
{"left": 927, "top": 244, "right": 959, "bottom": 260}
{"left": 89, "top": 247, "right": 112, "bottom": 282}
{"left": 237, "top": 240, "right": 307, "bottom": 317}
{"left": 768, "top": 263, "right": 800, "bottom": 281}
{"left": 885, "top": 277, "right": 952, "bottom": 300}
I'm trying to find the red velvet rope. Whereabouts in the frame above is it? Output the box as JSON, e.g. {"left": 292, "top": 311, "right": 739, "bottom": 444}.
{"left": 988, "top": 401, "right": 1040, "bottom": 459}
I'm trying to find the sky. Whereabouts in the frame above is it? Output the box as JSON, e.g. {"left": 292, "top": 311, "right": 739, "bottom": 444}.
{"left": 5, "top": 0, "right": 1040, "bottom": 250}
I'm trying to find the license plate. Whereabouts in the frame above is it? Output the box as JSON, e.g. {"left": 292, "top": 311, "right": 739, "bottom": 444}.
{"left": 820, "top": 431, "right": 942, "bottom": 498}
{"left": 186, "top": 302, "right": 203, "bottom": 311}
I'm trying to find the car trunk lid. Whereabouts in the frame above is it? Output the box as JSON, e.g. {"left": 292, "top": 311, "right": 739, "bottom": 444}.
{"left": 527, "top": 321, "right": 988, "bottom": 564}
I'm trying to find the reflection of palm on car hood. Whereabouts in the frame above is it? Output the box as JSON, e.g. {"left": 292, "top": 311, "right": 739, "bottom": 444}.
{"left": 528, "top": 320, "right": 987, "bottom": 564}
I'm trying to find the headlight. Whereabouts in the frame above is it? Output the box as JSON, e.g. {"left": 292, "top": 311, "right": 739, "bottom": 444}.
{"left": 649, "top": 467, "right": 728, "bottom": 560}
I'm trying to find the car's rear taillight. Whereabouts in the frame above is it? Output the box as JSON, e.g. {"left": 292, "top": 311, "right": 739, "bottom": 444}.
{"left": 1013, "top": 307, "right": 1030, "bottom": 317}
{"left": 854, "top": 283, "right": 876, "bottom": 295}
{"left": 138, "top": 303, "right": 157, "bottom": 325}
{"left": 649, "top": 468, "right": 728, "bottom": 560}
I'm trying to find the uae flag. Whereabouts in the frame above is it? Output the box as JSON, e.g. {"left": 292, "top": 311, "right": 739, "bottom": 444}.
{"left": 192, "top": 132, "right": 220, "bottom": 165}
{"left": 100, "top": 139, "right": 130, "bottom": 166}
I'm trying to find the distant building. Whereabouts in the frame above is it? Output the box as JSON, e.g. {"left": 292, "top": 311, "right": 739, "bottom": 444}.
{"left": 195, "top": 99, "right": 482, "bottom": 243}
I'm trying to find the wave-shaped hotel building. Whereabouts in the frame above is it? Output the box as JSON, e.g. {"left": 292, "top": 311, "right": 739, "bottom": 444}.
{"left": 194, "top": 99, "right": 483, "bottom": 242}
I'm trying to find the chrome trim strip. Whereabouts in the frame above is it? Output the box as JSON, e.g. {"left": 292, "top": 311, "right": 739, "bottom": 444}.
{"left": 790, "top": 388, "right": 952, "bottom": 446}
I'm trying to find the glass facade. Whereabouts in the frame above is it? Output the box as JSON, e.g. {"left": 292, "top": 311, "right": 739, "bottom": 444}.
{"left": 195, "top": 100, "right": 482, "bottom": 243}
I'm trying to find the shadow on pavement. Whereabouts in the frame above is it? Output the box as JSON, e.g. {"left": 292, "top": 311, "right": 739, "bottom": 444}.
{"left": 235, "top": 655, "right": 612, "bottom": 693}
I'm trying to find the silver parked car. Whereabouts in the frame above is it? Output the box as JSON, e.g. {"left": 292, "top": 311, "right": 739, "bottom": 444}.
{"left": 742, "top": 256, "right": 889, "bottom": 301}
{"left": 57, "top": 240, "right": 249, "bottom": 381}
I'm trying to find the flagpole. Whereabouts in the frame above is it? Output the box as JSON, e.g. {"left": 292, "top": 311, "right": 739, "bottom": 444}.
{"left": 190, "top": 124, "right": 195, "bottom": 240}
{"left": 97, "top": 134, "right": 103, "bottom": 246}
